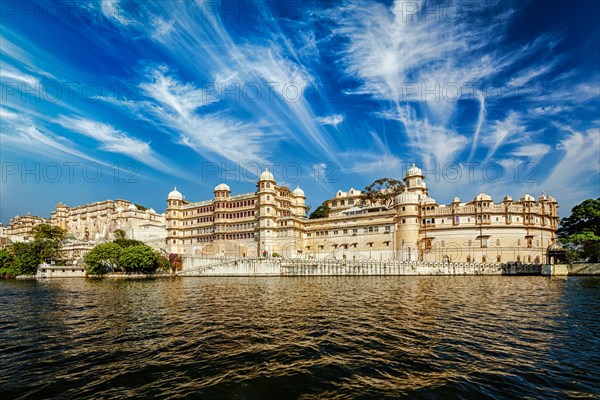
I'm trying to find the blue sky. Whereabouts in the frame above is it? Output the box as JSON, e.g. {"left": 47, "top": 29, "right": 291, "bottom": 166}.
{"left": 1, "top": 0, "right": 599, "bottom": 224}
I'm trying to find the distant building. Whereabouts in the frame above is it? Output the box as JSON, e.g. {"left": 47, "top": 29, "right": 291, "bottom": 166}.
{"left": 6, "top": 213, "right": 50, "bottom": 242}
{"left": 167, "top": 165, "right": 559, "bottom": 263}
{"left": 50, "top": 200, "right": 166, "bottom": 247}
{"left": 0, "top": 223, "right": 8, "bottom": 248}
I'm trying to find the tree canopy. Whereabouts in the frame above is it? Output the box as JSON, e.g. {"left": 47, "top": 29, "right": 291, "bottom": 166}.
{"left": 558, "top": 198, "right": 600, "bottom": 262}
{"left": 118, "top": 245, "right": 159, "bottom": 273}
{"left": 309, "top": 205, "right": 330, "bottom": 219}
{"left": 84, "top": 242, "right": 122, "bottom": 275}
{"left": 361, "top": 178, "right": 405, "bottom": 208}
{"left": 30, "top": 224, "right": 66, "bottom": 241}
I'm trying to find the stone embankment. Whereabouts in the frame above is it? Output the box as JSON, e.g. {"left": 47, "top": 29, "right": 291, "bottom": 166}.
{"left": 179, "top": 256, "right": 542, "bottom": 277}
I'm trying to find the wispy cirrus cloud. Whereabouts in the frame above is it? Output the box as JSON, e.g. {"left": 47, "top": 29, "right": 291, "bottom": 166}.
{"left": 135, "top": 67, "right": 269, "bottom": 165}
{"left": 317, "top": 114, "right": 344, "bottom": 127}
{"left": 56, "top": 115, "right": 177, "bottom": 175}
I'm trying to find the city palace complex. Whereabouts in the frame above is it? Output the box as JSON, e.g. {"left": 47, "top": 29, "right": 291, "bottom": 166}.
{"left": 3, "top": 165, "right": 561, "bottom": 265}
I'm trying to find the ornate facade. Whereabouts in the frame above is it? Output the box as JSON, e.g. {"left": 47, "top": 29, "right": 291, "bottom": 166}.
{"left": 6, "top": 213, "right": 50, "bottom": 241}
{"left": 167, "top": 166, "right": 559, "bottom": 263}
{"left": 50, "top": 200, "right": 167, "bottom": 245}
{"left": 167, "top": 168, "right": 307, "bottom": 257}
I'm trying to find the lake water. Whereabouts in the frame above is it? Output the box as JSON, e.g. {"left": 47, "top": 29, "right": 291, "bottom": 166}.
{"left": 1, "top": 276, "right": 599, "bottom": 399}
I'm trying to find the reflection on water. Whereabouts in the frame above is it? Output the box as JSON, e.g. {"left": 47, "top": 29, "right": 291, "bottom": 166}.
{"left": 1, "top": 277, "right": 599, "bottom": 399}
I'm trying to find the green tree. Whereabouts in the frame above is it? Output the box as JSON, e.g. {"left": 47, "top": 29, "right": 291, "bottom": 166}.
{"left": 0, "top": 248, "right": 16, "bottom": 278}
{"left": 30, "top": 224, "right": 66, "bottom": 241}
{"left": 134, "top": 204, "right": 148, "bottom": 211}
{"left": 361, "top": 178, "right": 405, "bottom": 208}
{"left": 118, "top": 245, "right": 158, "bottom": 274}
{"left": 113, "top": 229, "right": 126, "bottom": 240}
{"left": 11, "top": 242, "right": 41, "bottom": 275}
{"left": 0, "top": 248, "right": 14, "bottom": 268}
{"left": 84, "top": 242, "right": 123, "bottom": 275}
{"left": 10, "top": 240, "right": 62, "bottom": 275}
{"left": 558, "top": 198, "right": 600, "bottom": 262}
{"left": 156, "top": 252, "right": 172, "bottom": 272}
{"left": 309, "top": 204, "right": 330, "bottom": 219}
{"left": 113, "top": 238, "right": 144, "bottom": 248}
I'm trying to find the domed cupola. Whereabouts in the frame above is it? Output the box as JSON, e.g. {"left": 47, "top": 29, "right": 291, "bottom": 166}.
{"left": 396, "top": 191, "right": 420, "bottom": 204}
{"left": 404, "top": 163, "right": 427, "bottom": 195}
{"left": 474, "top": 193, "right": 492, "bottom": 202}
{"left": 214, "top": 183, "right": 231, "bottom": 192}
{"left": 406, "top": 163, "right": 423, "bottom": 177}
{"left": 168, "top": 187, "right": 183, "bottom": 200}
{"left": 259, "top": 166, "right": 275, "bottom": 182}
{"left": 520, "top": 194, "right": 535, "bottom": 203}
{"left": 293, "top": 186, "right": 305, "bottom": 197}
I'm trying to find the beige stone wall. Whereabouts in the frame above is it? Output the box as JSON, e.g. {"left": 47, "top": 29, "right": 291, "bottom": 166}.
{"left": 166, "top": 167, "right": 559, "bottom": 263}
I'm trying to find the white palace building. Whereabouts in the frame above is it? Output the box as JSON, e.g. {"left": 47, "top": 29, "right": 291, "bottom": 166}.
{"left": 166, "top": 165, "right": 559, "bottom": 264}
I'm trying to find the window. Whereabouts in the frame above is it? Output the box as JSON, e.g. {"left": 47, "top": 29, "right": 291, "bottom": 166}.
{"left": 467, "top": 256, "right": 471, "bottom": 262}
{"left": 343, "top": 229, "right": 348, "bottom": 234}
{"left": 349, "top": 199, "right": 354, "bottom": 206}
{"left": 341, "top": 200, "right": 345, "bottom": 206}
{"left": 497, "top": 255, "right": 501, "bottom": 262}
{"left": 367, "top": 242, "right": 373, "bottom": 247}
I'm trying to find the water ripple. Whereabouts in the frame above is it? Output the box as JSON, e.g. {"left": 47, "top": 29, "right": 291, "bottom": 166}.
{"left": 0, "top": 276, "right": 599, "bottom": 399}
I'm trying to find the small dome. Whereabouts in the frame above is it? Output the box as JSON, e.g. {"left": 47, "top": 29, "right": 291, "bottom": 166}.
{"left": 396, "top": 191, "right": 419, "bottom": 204}
{"left": 422, "top": 197, "right": 436, "bottom": 205}
{"left": 547, "top": 195, "right": 557, "bottom": 203}
{"left": 475, "top": 193, "right": 492, "bottom": 202}
{"left": 127, "top": 204, "right": 137, "bottom": 211}
{"left": 168, "top": 187, "right": 183, "bottom": 200}
{"left": 406, "top": 163, "right": 423, "bottom": 177}
{"left": 214, "top": 183, "right": 230, "bottom": 191}
{"left": 503, "top": 195, "right": 513, "bottom": 202}
{"left": 452, "top": 197, "right": 461, "bottom": 203}
{"left": 148, "top": 208, "right": 156, "bottom": 214}
{"left": 520, "top": 194, "right": 535, "bottom": 202}
{"left": 145, "top": 209, "right": 151, "bottom": 213}
{"left": 293, "top": 186, "right": 305, "bottom": 197}
{"left": 547, "top": 242, "right": 565, "bottom": 252}
{"left": 538, "top": 194, "right": 547, "bottom": 202}
{"left": 259, "top": 167, "right": 274, "bottom": 181}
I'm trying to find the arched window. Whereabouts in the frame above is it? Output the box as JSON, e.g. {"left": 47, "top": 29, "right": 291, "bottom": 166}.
{"left": 467, "top": 255, "right": 471, "bottom": 263}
